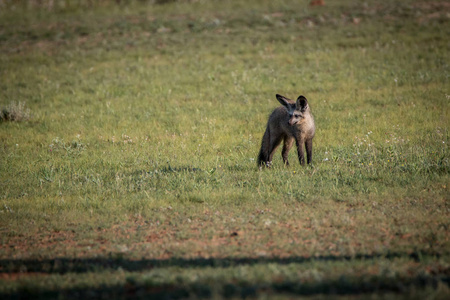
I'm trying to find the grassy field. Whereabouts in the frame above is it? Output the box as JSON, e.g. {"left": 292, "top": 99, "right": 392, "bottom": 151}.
{"left": 0, "top": 0, "right": 449, "bottom": 298}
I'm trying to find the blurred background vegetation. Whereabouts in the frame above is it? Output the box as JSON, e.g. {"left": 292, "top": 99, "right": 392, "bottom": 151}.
{"left": 1, "top": 0, "right": 202, "bottom": 11}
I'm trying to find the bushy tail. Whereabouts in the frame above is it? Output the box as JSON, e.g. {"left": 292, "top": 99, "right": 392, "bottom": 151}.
{"left": 257, "top": 127, "right": 270, "bottom": 167}
{"left": 257, "top": 148, "right": 266, "bottom": 167}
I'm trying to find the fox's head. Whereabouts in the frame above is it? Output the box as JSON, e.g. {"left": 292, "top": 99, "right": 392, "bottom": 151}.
{"left": 276, "top": 94, "right": 309, "bottom": 126}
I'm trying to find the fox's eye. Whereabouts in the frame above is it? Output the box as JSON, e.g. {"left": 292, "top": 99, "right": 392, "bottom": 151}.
{"left": 294, "top": 114, "right": 300, "bottom": 118}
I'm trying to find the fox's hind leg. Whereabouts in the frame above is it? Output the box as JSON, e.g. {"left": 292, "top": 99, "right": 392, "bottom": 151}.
{"left": 282, "top": 136, "right": 294, "bottom": 166}
{"left": 267, "top": 134, "right": 283, "bottom": 165}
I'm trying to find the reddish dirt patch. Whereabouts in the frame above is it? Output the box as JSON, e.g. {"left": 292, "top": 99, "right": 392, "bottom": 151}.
{"left": 413, "top": 1, "right": 450, "bottom": 11}
{"left": 0, "top": 272, "right": 48, "bottom": 281}
{"left": 310, "top": 0, "right": 325, "bottom": 7}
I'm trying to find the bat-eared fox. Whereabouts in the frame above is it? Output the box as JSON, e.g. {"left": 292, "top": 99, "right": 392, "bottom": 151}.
{"left": 258, "top": 94, "right": 315, "bottom": 168}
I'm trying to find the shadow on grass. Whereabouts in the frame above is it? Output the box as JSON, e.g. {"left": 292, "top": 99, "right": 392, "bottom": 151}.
{"left": 1, "top": 275, "right": 448, "bottom": 300}
{"left": 0, "top": 251, "right": 444, "bottom": 274}
{"left": 0, "top": 251, "right": 448, "bottom": 299}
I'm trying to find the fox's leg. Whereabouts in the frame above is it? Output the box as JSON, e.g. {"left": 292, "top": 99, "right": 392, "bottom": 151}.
{"left": 268, "top": 135, "right": 283, "bottom": 166}
{"left": 296, "top": 138, "right": 305, "bottom": 165}
{"left": 282, "top": 136, "right": 294, "bottom": 166}
{"left": 305, "top": 139, "right": 313, "bottom": 164}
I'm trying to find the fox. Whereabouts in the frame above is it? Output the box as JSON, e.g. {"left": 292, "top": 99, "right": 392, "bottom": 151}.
{"left": 258, "top": 94, "right": 315, "bottom": 168}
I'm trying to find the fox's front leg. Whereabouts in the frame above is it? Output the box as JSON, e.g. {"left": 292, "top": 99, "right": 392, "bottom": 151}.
{"left": 282, "top": 137, "right": 294, "bottom": 166}
{"left": 296, "top": 138, "right": 305, "bottom": 165}
{"left": 305, "top": 139, "right": 313, "bottom": 164}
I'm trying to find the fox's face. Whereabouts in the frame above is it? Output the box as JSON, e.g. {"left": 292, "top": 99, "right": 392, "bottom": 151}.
{"left": 287, "top": 109, "right": 304, "bottom": 126}
{"left": 276, "top": 94, "right": 309, "bottom": 126}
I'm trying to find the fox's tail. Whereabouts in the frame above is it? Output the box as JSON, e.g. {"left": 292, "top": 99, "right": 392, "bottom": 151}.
{"left": 257, "top": 127, "right": 270, "bottom": 167}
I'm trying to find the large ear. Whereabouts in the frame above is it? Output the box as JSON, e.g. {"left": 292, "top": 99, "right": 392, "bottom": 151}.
{"left": 276, "top": 94, "right": 291, "bottom": 107}
{"left": 296, "top": 95, "right": 308, "bottom": 111}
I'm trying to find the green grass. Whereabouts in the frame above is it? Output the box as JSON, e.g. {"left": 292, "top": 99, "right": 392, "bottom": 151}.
{"left": 0, "top": 0, "right": 449, "bottom": 298}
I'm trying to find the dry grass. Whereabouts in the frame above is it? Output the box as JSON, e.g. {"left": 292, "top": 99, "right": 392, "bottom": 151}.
{"left": 0, "top": 101, "right": 30, "bottom": 122}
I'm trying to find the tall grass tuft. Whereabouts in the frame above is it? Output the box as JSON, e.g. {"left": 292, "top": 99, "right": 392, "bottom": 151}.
{"left": 0, "top": 101, "right": 30, "bottom": 122}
